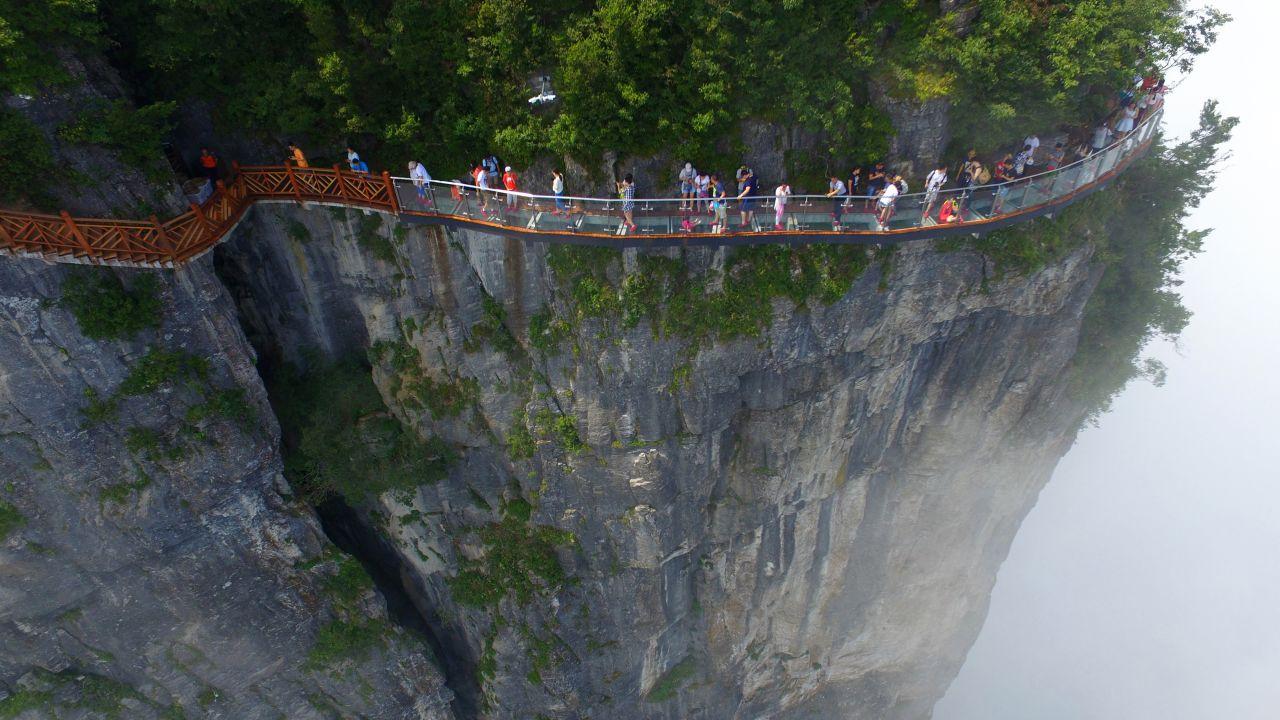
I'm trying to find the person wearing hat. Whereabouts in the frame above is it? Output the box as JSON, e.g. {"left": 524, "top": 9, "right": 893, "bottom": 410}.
{"left": 502, "top": 166, "right": 519, "bottom": 209}
{"left": 678, "top": 162, "right": 697, "bottom": 210}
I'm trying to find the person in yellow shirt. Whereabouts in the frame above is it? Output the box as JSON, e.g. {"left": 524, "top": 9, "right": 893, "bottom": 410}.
{"left": 286, "top": 141, "right": 308, "bottom": 168}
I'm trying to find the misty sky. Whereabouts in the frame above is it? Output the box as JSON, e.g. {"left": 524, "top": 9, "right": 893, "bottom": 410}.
{"left": 934, "top": 1, "right": 1280, "bottom": 718}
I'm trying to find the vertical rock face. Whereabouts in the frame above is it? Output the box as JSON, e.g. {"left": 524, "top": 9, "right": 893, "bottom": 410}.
{"left": 214, "top": 204, "right": 1101, "bottom": 720}
{"left": 3, "top": 51, "right": 186, "bottom": 217}
{"left": 872, "top": 81, "right": 952, "bottom": 179}
{"left": 0, "top": 260, "right": 453, "bottom": 719}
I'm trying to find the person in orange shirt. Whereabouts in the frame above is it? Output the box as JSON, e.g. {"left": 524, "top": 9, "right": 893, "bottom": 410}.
{"left": 501, "top": 166, "right": 519, "bottom": 209}
{"left": 286, "top": 141, "right": 308, "bottom": 168}
{"left": 198, "top": 147, "right": 219, "bottom": 182}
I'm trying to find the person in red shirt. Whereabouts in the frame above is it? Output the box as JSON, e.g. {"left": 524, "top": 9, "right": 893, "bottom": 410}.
{"left": 502, "top": 166, "right": 519, "bottom": 209}
{"left": 198, "top": 148, "right": 219, "bottom": 182}
{"left": 938, "top": 197, "right": 961, "bottom": 223}
{"left": 991, "top": 154, "right": 1014, "bottom": 213}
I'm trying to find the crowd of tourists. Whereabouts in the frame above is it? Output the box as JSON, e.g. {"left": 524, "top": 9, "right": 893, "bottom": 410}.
{"left": 266, "top": 75, "right": 1165, "bottom": 235}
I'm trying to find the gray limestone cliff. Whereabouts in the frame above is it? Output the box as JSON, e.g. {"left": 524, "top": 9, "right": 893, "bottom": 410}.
{"left": 199, "top": 202, "right": 1103, "bottom": 720}
{"left": 0, "top": 259, "right": 454, "bottom": 719}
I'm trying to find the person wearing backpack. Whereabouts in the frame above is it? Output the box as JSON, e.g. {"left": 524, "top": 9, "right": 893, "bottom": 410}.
{"left": 678, "top": 162, "right": 697, "bottom": 210}
{"left": 923, "top": 163, "right": 947, "bottom": 220}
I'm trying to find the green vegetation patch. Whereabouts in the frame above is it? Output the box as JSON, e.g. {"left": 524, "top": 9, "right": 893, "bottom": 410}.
{"left": 99, "top": 470, "right": 152, "bottom": 507}
{"left": 186, "top": 388, "right": 257, "bottom": 431}
{"left": 369, "top": 339, "right": 481, "bottom": 419}
{"left": 353, "top": 212, "right": 396, "bottom": 263}
{"left": 447, "top": 499, "right": 575, "bottom": 608}
{"left": 305, "top": 618, "right": 390, "bottom": 669}
{"left": 322, "top": 554, "right": 376, "bottom": 608}
{"left": 0, "top": 500, "right": 25, "bottom": 541}
{"left": 80, "top": 388, "right": 120, "bottom": 425}
{"left": 58, "top": 99, "right": 176, "bottom": 178}
{"left": 547, "top": 244, "right": 873, "bottom": 345}
{"left": 645, "top": 655, "right": 698, "bottom": 703}
{"left": 303, "top": 551, "right": 393, "bottom": 671}
{"left": 506, "top": 409, "right": 537, "bottom": 461}
{"left": 124, "top": 426, "right": 186, "bottom": 462}
{"left": 57, "top": 272, "right": 162, "bottom": 341}
{"left": 0, "top": 669, "right": 145, "bottom": 720}
{"left": 464, "top": 294, "right": 520, "bottom": 357}
{"left": 119, "top": 347, "right": 209, "bottom": 396}
{"left": 527, "top": 309, "right": 570, "bottom": 354}
{"left": 272, "top": 360, "right": 454, "bottom": 504}
{"left": 0, "top": 107, "right": 58, "bottom": 207}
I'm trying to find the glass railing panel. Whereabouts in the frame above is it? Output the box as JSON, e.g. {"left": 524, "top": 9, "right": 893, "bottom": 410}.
{"left": 883, "top": 196, "right": 926, "bottom": 230}
{"left": 1097, "top": 146, "right": 1122, "bottom": 176}
{"left": 576, "top": 210, "right": 623, "bottom": 234}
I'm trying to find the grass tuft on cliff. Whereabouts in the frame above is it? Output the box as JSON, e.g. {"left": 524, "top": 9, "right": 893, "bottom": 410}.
{"left": 57, "top": 271, "right": 162, "bottom": 341}
{"left": 447, "top": 498, "right": 575, "bottom": 609}
{"left": 0, "top": 500, "right": 25, "bottom": 541}
{"left": 645, "top": 655, "right": 698, "bottom": 703}
{"left": 547, "top": 243, "right": 873, "bottom": 346}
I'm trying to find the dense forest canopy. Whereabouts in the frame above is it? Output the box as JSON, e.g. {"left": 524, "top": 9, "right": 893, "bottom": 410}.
{"left": 1, "top": 0, "right": 1223, "bottom": 191}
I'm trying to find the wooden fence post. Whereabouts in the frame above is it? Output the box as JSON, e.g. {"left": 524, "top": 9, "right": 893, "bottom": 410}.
{"left": 0, "top": 219, "right": 16, "bottom": 253}
{"left": 333, "top": 164, "right": 350, "bottom": 204}
{"left": 382, "top": 171, "right": 400, "bottom": 216}
{"left": 189, "top": 202, "right": 216, "bottom": 238}
{"left": 60, "top": 211, "right": 95, "bottom": 258}
{"left": 150, "top": 215, "right": 178, "bottom": 265}
{"left": 285, "top": 163, "right": 302, "bottom": 203}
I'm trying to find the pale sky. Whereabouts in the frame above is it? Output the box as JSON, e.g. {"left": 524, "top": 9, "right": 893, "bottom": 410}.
{"left": 934, "top": 1, "right": 1280, "bottom": 718}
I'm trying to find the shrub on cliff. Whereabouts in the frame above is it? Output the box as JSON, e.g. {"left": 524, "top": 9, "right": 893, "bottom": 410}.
{"left": 271, "top": 361, "right": 454, "bottom": 504}
{"left": 57, "top": 271, "right": 162, "bottom": 341}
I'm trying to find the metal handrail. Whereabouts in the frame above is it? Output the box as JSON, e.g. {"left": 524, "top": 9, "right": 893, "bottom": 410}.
{"left": 0, "top": 106, "right": 1162, "bottom": 267}
{"left": 393, "top": 106, "right": 1162, "bottom": 208}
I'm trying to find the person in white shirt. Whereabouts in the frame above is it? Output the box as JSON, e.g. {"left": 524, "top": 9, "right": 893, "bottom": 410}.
{"left": 923, "top": 163, "right": 947, "bottom": 218}
{"left": 695, "top": 172, "right": 711, "bottom": 211}
{"left": 408, "top": 161, "right": 432, "bottom": 204}
{"left": 1014, "top": 145, "right": 1033, "bottom": 177}
{"left": 827, "top": 175, "right": 847, "bottom": 228}
{"left": 1023, "top": 135, "right": 1040, "bottom": 163}
{"left": 774, "top": 184, "right": 791, "bottom": 230}
{"left": 876, "top": 178, "right": 900, "bottom": 230}
{"left": 1090, "top": 124, "right": 1112, "bottom": 154}
{"left": 474, "top": 165, "right": 491, "bottom": 214}
{"left": 551, "top": 169, "right": 567, "bottom": 215}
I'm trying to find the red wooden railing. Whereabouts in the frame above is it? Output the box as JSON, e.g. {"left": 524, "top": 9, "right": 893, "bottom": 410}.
{"left": 0, "top": 165, "right": 399, "bottom": 266}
